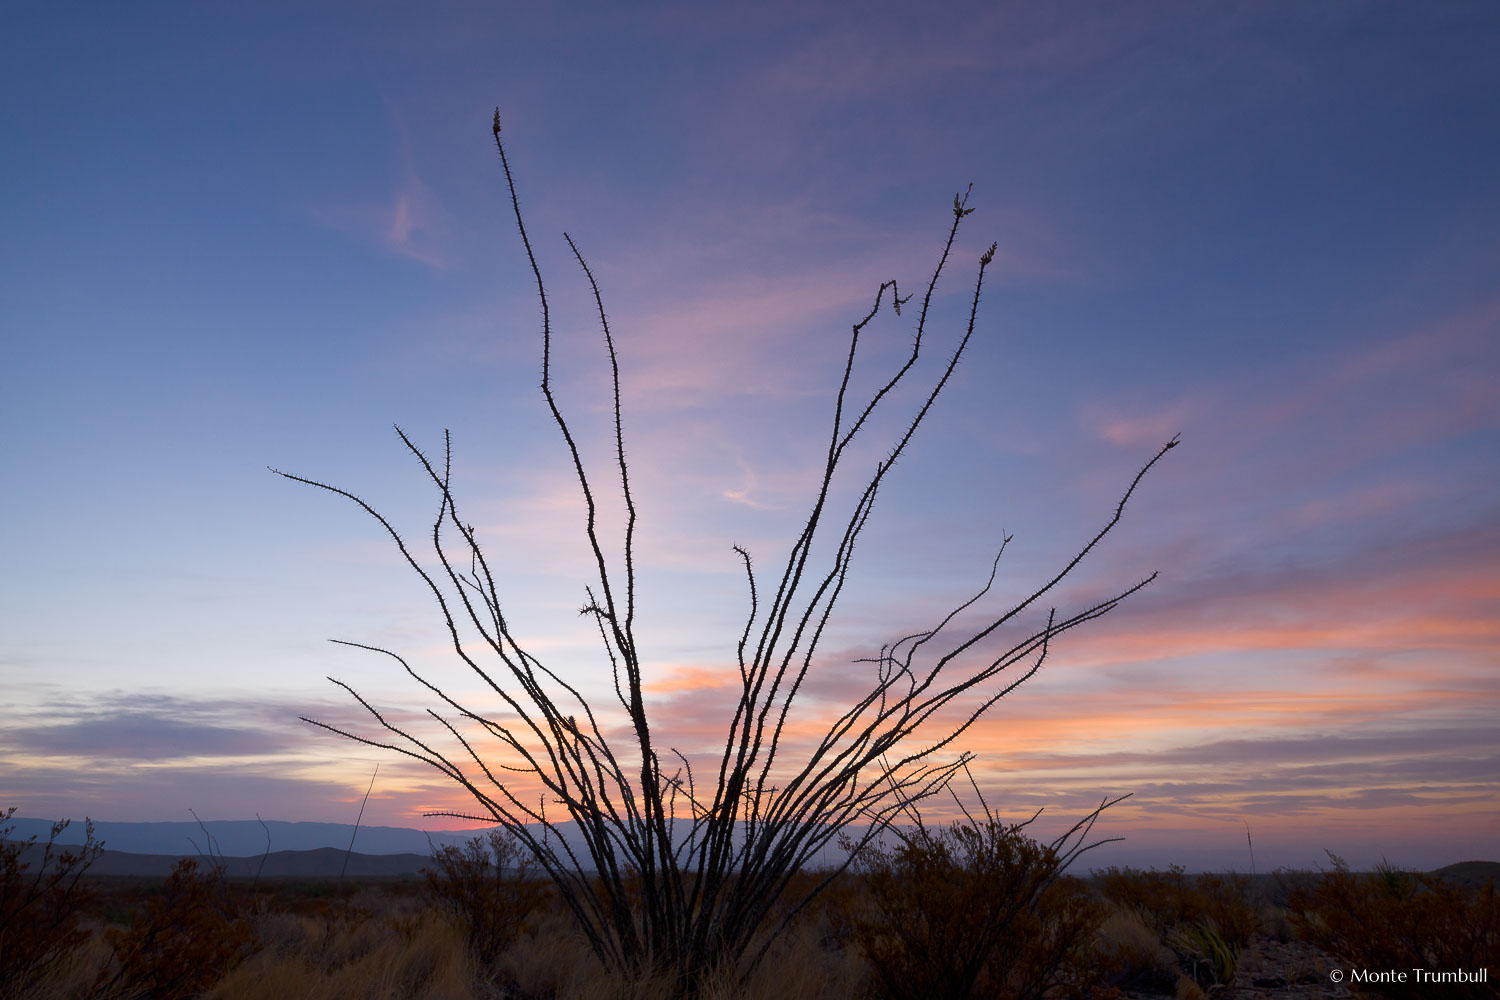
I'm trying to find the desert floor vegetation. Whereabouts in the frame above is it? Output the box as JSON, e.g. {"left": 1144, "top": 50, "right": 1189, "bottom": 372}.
{"left": 5, "top": 814, "right": 1496, "bottom": 1000}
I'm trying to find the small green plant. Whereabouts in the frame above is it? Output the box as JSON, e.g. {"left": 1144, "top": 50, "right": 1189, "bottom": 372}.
{"left": 1167, "top": 919, "right": 1237, "bottom": 989}
{"left": 423, "top": 829, "right": 544, "bottom": 967}
{"left": 95, "top": 857, "right": 255, "bottom": 1000}
{"left": 0, "top": 807, "right": 103, "bottom": 999}
{"left": 1289, "top": 853, "right": 1499, "bottom": 1000}
{"left": 1371, "top": 858, "right": 1418, "bottom": 902}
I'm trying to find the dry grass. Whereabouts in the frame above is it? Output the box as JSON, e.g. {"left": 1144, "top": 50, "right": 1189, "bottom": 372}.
{"left": 13, "top": 897, "right": 482, "bottom": 1000}
{"left": 10, "top": 933, "right": 114, "bottom": 1000}
{"left": 8, "top": 852, "right": 1497, "bottom": 999}
{"left": 492, "top": 898, "right": 867, "bottom": 1000}
{"left": 1172, "top": 973, "right": 1208, "bottom": 1000}
{"left": 1095, "top": 904, "right": 1177, "bottom": 989}
{"left": 207, "top": 909, "right": 481, "bottom": 1000}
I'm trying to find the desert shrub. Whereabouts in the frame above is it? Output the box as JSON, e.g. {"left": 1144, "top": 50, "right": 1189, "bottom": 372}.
{"left": 777, "top": 867, "right": 864, "bottom": 952}
{"left": 95, "top": 857, "right": 255, "bottom": 999}
{"left": 1092, "top": 865, "right": 1261, "bottom": 991}
{"left": 1000, "top": 875, "right": 1114, "bottom": 999}
{"left": 1289, "top": 853, "right": 1499, "bottom": 999}
{"left": 1192, "top": 872, "right": 1259, "bottom": 950}
{"left": 1267, "top": 865, "right": 1320, "bottom": 907}
{"left": 851, "top": 817, "right": 1110, "bottom": 1000}
{"left": 0, "top": 808, "right": 103, "bottom": 999}
{"left": 1093, "top": 904, "right": 1177, "bottom": 994}
{"left": 1094, "top": 864, "right": 1194, "bottom": 935}
{"left": 423, "top": 828, "right": 544, "bottom": 967}
{"left": 1094, "top": 866, "right": 1259, "bottom": 948}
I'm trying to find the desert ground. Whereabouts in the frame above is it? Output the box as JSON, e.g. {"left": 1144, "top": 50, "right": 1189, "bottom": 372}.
{"left": 4, "top": 817, "right": 1495, "bottom": 1000}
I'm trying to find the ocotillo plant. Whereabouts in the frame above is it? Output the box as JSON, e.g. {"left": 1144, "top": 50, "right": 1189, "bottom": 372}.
{"left": 276, "top": 108, "right": 1176, "bottom": 995}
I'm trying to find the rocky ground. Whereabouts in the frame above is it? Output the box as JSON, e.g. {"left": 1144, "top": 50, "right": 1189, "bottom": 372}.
{"left": 1123, "top": 936, "right": 1357, "bottom": 998}
{"left": 1217, "top": 936, "right": 1354, "bottom": 997}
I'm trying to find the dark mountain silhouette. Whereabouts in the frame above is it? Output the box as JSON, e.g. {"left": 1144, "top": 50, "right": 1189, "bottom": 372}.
{"left": 4, "top": 816, "right": 496, "bottom": 857}
{"left": 6, "top": 840, "right": 434, "bottom": 878}
{"left": 10, "top": 817, "right": 1491, "bottom": 876}
{"left": 1432, "top": 859, "right": 1500, "bottom": 889}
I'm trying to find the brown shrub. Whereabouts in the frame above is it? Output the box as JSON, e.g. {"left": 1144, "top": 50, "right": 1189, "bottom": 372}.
{"left": 95, "top": 857, "right": 255, "bottom": 999}
{"left": 1289, "top": 854, "right": 1499, "bottom": 999}
{"left": 0, "top": 808, "right": 103, "bottom": 999}
{"left": 851, "top": 818, "right": 1111, "bottom": 1000}
{"left": 423, "top": 829, "right": 544, "bottom": 968}
{"left": 999, "top": 875, "right": 1115, "bottom": 999}
{"left": 1094, "top": 864, "right": 1195, "bottom": 934}
{"left": 766, "top": 867, "right": 865, "bottom": 954}
{"left": 1193, "top": 872, "right": 1259, "bottom": 950}
{"left": 1093, "top": 865, "right": 1259, "bottom": 949}
{"left": 1090, "top": 866, "right": 1263, "bottom": 991}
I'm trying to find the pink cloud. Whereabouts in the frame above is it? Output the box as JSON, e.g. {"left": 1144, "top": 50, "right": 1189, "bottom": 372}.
{"left": 309, "top": 103, "right": 457, "bottom": 270}
{"left": 1087, "top": 397, "right": 1200, "bottom": 449}
{"left": 1276, "top": 477, "right": 1439, "bottom": 532}
{"left": 1232, "top": 294, "right": 1500, "bottom": 461}
{"left": 312, "top": 169, "right": 454, "bottom": 269}
{"left": 569, "top": 509, "right": 1500, "bottom": 849}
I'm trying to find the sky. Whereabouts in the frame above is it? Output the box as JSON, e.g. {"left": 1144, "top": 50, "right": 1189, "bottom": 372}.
{"left": 2, "top": 2, "right": 1497, "bottom": 872}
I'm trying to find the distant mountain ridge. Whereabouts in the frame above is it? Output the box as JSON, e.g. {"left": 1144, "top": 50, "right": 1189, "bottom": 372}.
{"left": 5, "top": 816, "right": 813, "bottom": 869}
{"left": 7, "top": 836, "right": 1496, "bottom": 885}
{"left": 1433, "top": 860, "right": 1500, "bottom": 889}
{"left": 4, "top": 816, "right": 499, "bottom": 858}
{"left": 9, "top": 817, "right": 1493, "bottom": 875}
{"left": 4, "top": 841, "right": 435, "bottom": 879}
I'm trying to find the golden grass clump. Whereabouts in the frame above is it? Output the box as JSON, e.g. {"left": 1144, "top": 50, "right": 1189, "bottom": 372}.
{"left": 205, "top": 909, "right": 478, "bottom": 1000}
{"left": 1092, "top": 903, "right": 1177, "bottom": 993}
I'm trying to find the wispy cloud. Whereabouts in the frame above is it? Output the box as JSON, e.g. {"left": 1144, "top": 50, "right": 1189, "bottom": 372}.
{"left": 1087, "top": 397, "right": 1199, "bottom": 450}
{"left": 612, "top": 500, "right": 1500, "bottom": 850}
{"left": 310, "top": 104, "right": 456, "bottom": 269}
{"left": 0, "top": 687, "right": 446, "bottom": 824}
{"left": 312, "top": 168, "right": 454, "bottom": 269}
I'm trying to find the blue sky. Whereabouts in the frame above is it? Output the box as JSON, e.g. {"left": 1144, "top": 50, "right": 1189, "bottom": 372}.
{"left": 3, "top": 2, "right": 1497, "bottom": 870}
